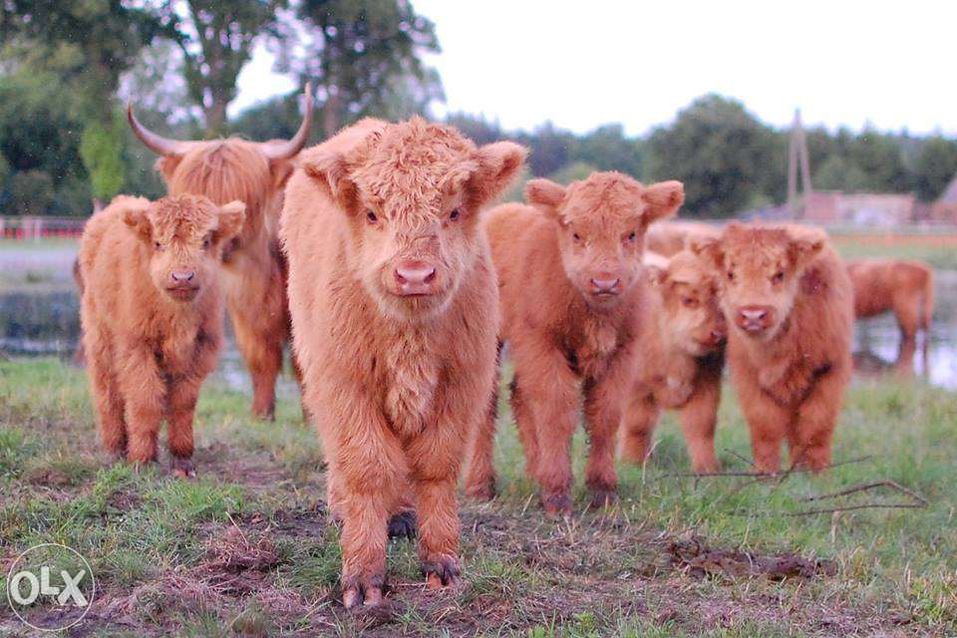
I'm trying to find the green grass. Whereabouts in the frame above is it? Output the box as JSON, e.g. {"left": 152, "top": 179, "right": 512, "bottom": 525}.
{"left": 0, "top": 358, "right": 955, "bottom": 636}
{"left": 829, "top": 232, "right": 957, "bottom": 270}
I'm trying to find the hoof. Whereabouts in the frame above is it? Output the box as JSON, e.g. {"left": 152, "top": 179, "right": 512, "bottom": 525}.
{"left": 465, "top": 479, "right": 496, "bottom": 502}
{"left": 170, "top": 457, "right": 197, "bottom": 479}
{"left": 588, "top": 487, "right": 617, "bottom": 510}
{"left": 342, "top": 576, "right": 385, "bottom": 609}
{"left": 541, "top": 490, "right": 572, "bottom": 517}
{"left": 691, "top": 460, "right": 721, "bottom": 475}
{"left": 422, "top": 555, "right": 460, "bottom": 589}
{"left": 387, "top": 510, "right": 417, "bottom": 541}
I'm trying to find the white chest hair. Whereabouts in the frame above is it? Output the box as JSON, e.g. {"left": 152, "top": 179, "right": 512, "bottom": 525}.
{"left": 382, "top": 329, "right": 440, "bottom": 437}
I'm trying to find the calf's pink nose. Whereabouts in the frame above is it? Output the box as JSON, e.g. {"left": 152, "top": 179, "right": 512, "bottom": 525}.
{"left": 395, "top": 262, "right": 436, "bottom": 285}
{"left": 590, "top": 277, "right": 620, "bottom": 293}
{"left": 171, "top": 271, "right": 195, "bottom": 283}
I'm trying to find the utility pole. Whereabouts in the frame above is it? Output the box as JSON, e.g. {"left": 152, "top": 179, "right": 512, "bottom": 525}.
{"left": 787, "top": 109, "right": 813, "bottom": 219}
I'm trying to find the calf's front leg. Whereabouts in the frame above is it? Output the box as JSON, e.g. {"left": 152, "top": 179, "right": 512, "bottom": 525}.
{"left": 117, "top": 342, "right": 166, "bottom": 465}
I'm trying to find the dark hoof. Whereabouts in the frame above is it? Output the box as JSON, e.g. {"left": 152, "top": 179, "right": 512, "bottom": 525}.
{"left": 465, "top": 479, "right": 497, "bottom": 502}
{"left": 541, "top": 490, "right": 572, "bottom": 517}
{"left": 588, "top": 487, "right": 617, "bottom": 510}
{"left": 170, "top": 456, "right": 196, "bottom": 479}
{"left": 387, "top": 510, "right": 417, "bottom": 541}
{"left": 342, "top": 574, "right": 386, "bottom": 609}
{"left": 421, "top": 555, "right": 461, "bottom": 589}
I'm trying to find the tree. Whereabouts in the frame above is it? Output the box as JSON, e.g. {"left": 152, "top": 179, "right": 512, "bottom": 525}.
{"left": 572, "top": 124, "right": 643, "bottom": 179}
{"left": 912, "top": 137, "right": 957, "bottom": 201}
{"left": 171, "top": 0, "right": 286, "bottom": 135}
{"left": 646, "top": 94, "right": 777, "bottom": 218}
{"left": 282, "top": 0, "right": 443, "bottom": 137}
{"left": 0, "top": 0, "right": 176, "bottom": 209}
{"left": 9, "top": 170, "right": 54, "bottom": 216}
{"left": 520, "top": 122, "right": 576, "bottom": 177}
{"left": 0, "top": 69, "right": 91, "bottom": 215}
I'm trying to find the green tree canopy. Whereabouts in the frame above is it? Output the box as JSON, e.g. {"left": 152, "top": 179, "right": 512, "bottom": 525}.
{"left": 282, "top": 0, "right": 443, "bottom": 137}
{"left": 646, "top": 94, "right": 778, "bottom": 218}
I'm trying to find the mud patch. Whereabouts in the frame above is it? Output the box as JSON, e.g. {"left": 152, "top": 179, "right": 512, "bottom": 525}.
{"left": 668, "top": 535, "right": 837, "bottom": 581}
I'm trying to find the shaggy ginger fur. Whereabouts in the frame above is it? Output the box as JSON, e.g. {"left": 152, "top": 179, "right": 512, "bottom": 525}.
{"left": 129, "top": 101, "right": 311, "bottom": 420}
{"left": 620, "top": 250, "right": 727, "bottom": 473}
{"left": 645, "top": 220, "right": 720, "bottom": 257}
{"left": 281, "top": 117, "right": 525, "bottom": 608}
{"left": 693, "top": 223, "right": 853, "bottom": 473}
{"left": 464, "top": 172, "right": 684, "bottom": 514}
{"left": 847, "top": 259, "right": 934, "bottom": 346}
{"left": 79, "top": 195, "right": 245, "bottom": 476}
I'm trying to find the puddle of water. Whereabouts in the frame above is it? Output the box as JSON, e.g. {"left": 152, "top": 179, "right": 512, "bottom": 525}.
{"left": 2, "top": 266, "right": 956, "bottom": 391}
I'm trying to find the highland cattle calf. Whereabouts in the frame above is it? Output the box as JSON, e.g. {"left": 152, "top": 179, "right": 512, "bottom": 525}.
{"left": 645, "top": 220, "right": 719, "bottom": 257}
{"left": 128, "top": 87, "right": 312, "bottom": 420}
{"left": 79, "top": 195, "right": 245, "bottom": 476}
{"left": 463, "top": 173, "right": 684, "bottom": 514}
{"left": 693, "top": 223, "right": 853, "bottom": 473}
{"left": 846, "top": 259, "right": 934, "bottom": 346}
{"left": 281, "top": 117, "right": 525, "bottom": 608}
{"left": 619, "top": 249, "right": 727, "bottom": 473}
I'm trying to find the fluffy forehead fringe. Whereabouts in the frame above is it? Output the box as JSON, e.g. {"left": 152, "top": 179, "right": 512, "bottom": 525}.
{"left": 148, "top": 194, "right": 219, "bottom": 241}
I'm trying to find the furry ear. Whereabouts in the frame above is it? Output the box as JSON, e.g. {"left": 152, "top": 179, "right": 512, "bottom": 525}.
{"left": 645, "top": 264, "right": 668, "bottom": 288}
{"left": 215, "top": 201, "right": 247, "bottom": 243}
{"left": 303, "top": 152, "right": 359, "bottom": 214}
{"left": 788, "top": 234, "right": 825, "bottom": 270}
{"left": 641, "top": 180, "right": 685, "bottom": 223}
{"left": 525, "top": 178, "right": 566, "bottom": 222}
{"left": 690, "top": 235, "right": 725, "bottom": 270}
{"left": 467, "top": 141, "right": 528, "bottom": 205}
{"left": 154, "top": 156, "right": 184, "bottom": 187}
{"left": 121, "top": 198, "right": 153, "bottom": 243}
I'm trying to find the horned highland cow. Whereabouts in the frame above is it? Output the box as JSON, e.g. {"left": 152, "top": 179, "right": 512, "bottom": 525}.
{"left": 693, "top": 223, "right": 853, "bottom": 474}
{"left": 619, "top": 249, "right": 727, "bottom": 473}
{"left": 79, "top": 194, "right": 245, "bottom": 476}
{"left": 463, "top": 173, "right": 685, "bottom": 514}
{"left": 127, "top": 87, "right": 313, "bottom": 420}
{"left": 281, "top": 117, "right": 525, "bottom": 608}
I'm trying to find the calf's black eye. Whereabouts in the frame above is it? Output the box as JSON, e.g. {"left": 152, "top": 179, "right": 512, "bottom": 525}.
{"left": 628, "top": 231, "right": 637, "bottom": 241}
{"left": 449, "top": 208, "right": 461, "bottom": 221}
{"left": 772, "top": 271, "right": 784, "bottom": 284}
{"left": 366, "top": 210, "right": 378, "bottom": 224}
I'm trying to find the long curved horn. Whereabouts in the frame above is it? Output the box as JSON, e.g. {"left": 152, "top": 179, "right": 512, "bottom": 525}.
{"left": 262, "top": 82, "right": 314, "bottom": 161}
{"left": 127, "top": 103, "right": 191, "bottom": 157}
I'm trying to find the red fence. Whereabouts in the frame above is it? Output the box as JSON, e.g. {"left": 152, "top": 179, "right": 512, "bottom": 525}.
{"left": 0, "top": 216, "right": 86, "bottom": 240}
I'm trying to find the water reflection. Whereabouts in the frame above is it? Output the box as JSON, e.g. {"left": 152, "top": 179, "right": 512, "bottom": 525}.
{"left": 2, "top": 269, "right": 956, "bottom": 391}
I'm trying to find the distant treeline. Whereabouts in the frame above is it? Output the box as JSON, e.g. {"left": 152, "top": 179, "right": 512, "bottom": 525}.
{"left": 0, "top": 3, "right": 955, "bottom": 219}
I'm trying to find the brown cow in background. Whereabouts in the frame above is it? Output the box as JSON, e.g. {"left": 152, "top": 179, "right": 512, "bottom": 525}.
{"left": 846, "top": 259, "right": 934, "bottom": 358}
{"left": 127, "top": 87, "right": 313, "bottom": 420}
{"left": 645, "top": 220, "right": 719, "bottom": 257}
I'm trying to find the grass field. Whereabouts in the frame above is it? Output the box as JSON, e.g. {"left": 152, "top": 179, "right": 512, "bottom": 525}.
{"left": 0, "top": 358, "right": 954, "bottom": 637}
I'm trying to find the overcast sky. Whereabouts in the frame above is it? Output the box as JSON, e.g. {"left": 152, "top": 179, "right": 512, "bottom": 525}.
{"left": 235, "top": 0, "right": 957, "bottom": 136}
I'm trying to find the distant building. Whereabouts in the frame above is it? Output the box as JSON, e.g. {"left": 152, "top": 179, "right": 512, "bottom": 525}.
{"left": 801, "top": 192, "right": 920, "bottom": 226}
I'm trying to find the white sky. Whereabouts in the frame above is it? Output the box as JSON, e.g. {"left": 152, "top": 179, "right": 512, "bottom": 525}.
{"left": 235, "top": 0, "right": 957, "bottom": 136}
